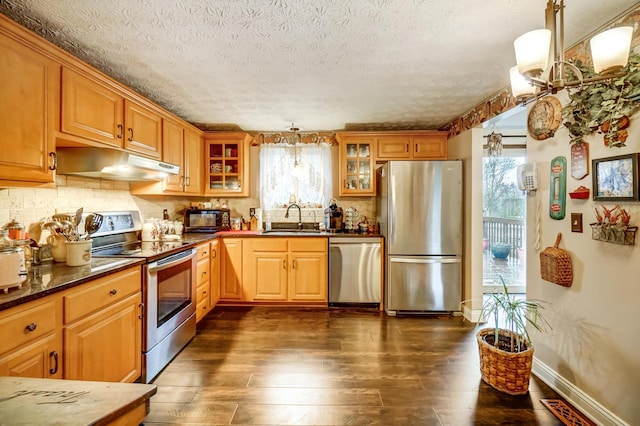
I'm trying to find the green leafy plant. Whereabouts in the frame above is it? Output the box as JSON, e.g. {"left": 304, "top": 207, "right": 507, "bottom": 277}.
{"left": 562, "top": 52, "right": 640, "bottom": 147}
{"left": 478, "top": 277, "right": 550, "bottom": 353}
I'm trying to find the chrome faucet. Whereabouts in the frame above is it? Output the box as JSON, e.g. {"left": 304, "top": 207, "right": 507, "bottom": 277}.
{"left": 285, "top": 203, "right": 303, "bottom": 230}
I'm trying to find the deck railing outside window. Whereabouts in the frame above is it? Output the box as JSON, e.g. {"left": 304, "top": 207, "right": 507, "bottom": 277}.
{"left": 483, "top": 217, "right": 525, "bottom": 257}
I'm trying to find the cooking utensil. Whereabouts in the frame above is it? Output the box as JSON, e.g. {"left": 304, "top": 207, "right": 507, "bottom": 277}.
{"left": 74, "top": 207, "right": 83, "bottom": 235}
{"left": 84, "top": 213, "right": 103, "bottom": 240}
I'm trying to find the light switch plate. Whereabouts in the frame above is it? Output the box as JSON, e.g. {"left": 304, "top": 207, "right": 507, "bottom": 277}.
{"left": 571, "top": 213, "right": 583, "bottom": 233}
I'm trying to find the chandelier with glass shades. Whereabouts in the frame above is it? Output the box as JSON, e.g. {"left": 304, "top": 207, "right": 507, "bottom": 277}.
{"left": 509, "top": 0, "right": 633, "bottom": 101}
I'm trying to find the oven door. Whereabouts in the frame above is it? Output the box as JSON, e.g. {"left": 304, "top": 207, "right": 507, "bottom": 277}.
{"left": 143, "top": 248, "right": 197, "bottom": 351}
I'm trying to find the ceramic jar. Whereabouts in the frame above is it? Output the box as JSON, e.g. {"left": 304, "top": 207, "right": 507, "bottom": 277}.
{"left": 141, "top": 219, "right": 160, "bottom": 242}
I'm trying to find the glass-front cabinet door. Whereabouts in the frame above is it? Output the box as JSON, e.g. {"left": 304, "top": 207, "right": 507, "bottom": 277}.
{"left": 337, "top": 134, "right": 376, "bottom": 196}
{"left": 203, "top": 132, "right": 251, "bottom": 197}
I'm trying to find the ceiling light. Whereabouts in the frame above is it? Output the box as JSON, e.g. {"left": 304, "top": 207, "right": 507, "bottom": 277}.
{"left": 510, "top": 0, "right": 632, "bottom": 102}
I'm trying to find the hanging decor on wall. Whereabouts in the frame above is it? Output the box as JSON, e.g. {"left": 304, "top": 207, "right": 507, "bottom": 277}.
{"left": 570, "top": 141, "right": 589, "bottom": 179}
{"left": 527, "top": 96, "right": 562, "bottom": 140}
{"left": 549, "top": 156, "right": 567, "bottom": 220}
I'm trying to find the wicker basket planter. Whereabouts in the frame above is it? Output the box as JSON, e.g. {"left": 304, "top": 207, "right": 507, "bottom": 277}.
{"left": 477, "top": 328, "right": 534, "bottom": 395}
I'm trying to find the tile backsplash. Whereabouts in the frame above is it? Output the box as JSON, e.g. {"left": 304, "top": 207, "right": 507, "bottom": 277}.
{"left": 1, "top": 174, "right": 376, "bottom": 241}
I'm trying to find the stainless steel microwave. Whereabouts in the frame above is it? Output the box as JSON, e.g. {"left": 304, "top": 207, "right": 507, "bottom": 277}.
{"left": 184, "top": 208, "right": 230, "bottom": 233}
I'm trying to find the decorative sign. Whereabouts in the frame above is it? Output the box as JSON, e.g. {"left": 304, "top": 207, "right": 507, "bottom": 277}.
{"left": 570, "top": 142, "right": 589, "bottom": 180}
{"left": 549, "top": 156, "right": 567, "bottom": 220}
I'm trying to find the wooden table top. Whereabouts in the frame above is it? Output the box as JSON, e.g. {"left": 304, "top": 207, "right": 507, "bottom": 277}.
{"left": 0, "top": 377, "right": 156, "bottom": 425}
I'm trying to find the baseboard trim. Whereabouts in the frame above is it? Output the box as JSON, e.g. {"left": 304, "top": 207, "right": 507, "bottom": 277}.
{"left": 462, "top": 304, "right": 482, "bottom": 323}
{"left": 532, "top": 358, "right": 629, "bottom": 426}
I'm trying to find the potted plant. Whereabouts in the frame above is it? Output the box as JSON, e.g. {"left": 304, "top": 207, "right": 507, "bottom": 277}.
{"left": 476, "top": 277, "right": 550, "bottom": 395}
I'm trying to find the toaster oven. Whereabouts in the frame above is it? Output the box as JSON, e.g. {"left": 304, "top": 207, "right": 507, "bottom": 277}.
{"left": 184, "top": 208, "right": 230, "bottom": 233}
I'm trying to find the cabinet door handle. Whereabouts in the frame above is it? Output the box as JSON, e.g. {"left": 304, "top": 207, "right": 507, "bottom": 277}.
{"left": 212, "top": 248, "right": 217, "bottom": 259}
{"left": 282, "top": 260, "right": 286, "bottom": 269}
{"left": 406, "top": 143, "right": 409, "bottom": 152}
{"left": 48, "top": 152, "right": 57, "bottom": 171}
{"left": 138, "top": 302, "right": 144, "bottom": 319}
{"left": 109, "top": 289, "right": 117, "bottom": 295}
{"left": 117, "top": 124, "right": 123, "bottom": 139}
{"left": 185, "top": 176, "right": 191, "bottom": 187}
{"left": 49, "top": 351, "right": 59, "bottom": 375}
{"left": 25, "top": 322, "right": 37, "bottom": 332}
{"left": 128, "top": 128, "right": 133, "bottom": 141}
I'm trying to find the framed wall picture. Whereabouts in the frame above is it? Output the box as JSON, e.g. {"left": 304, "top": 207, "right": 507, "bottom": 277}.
{"left": 592, "top": 153, "right": 640, "bottom": 201}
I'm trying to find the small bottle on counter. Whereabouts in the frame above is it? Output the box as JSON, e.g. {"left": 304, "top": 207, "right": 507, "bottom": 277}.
{"left": 265, "top": 213, "right": 272, "bottom": 231}
{"left": 162, "top": 209, "right": 169, "bottom": 220}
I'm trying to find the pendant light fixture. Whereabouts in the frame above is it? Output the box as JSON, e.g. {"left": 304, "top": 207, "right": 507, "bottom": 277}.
{"left": 509, "top": 0, "right": 633, "bottom": 101}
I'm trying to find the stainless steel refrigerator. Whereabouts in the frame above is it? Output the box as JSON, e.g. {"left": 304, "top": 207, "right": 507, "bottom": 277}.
{"left": 376, "top": 160, "right": 463, "bottom": 315}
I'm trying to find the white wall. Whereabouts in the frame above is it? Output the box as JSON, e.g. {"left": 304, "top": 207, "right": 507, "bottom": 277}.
{"left": 526, "top": 93, "right": 640, "bottom": 425}
{"left": 448, "top": 127, "right": 484, "bottom": 317}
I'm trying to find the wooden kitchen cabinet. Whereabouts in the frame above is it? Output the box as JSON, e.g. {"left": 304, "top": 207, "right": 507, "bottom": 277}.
{"left": 335, "top": 133, "right": 376, "bottom": 196}
{"left": 131, "top": 120, "right": 203, "bottom": 195}
{"left": 247, "top": 239, "right": 289, "bottom": 301}
{"left": 63, "top": 267, "right": 142, "bottom": 383}
{"left": 203, "top": 132, "right": 252, "bottom": 197}
{"left": 244, "top": 238, "right": 327, "bottom": 303}
{"left": 61, "top": 67, "right": 162, "bottom": 159}
{"left": 288, "top": 238, "right": 327, "bottom": 301}
{"left": 210, "top": 239, "right": 221, "bottom": 306}
{"left": 195, "top": 242, "right": 211, "bottom": 322}
{"left": 376, "top": 131, "right": 448, "bottom": 160}
{"left": 220, "top": 238, "right": 244, "bottom": 300}
{"left": 0, "top": 297, "right": 62, "bottom": 379}
{"left": 0, "top": 16, "right": 60, "bottom": 187}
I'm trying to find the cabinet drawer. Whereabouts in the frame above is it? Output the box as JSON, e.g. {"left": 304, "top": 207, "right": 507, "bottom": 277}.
{"left": 63, "top": 267, "right": 141, "bottom": 324}
{"left": 289, "top": 238, "right": 326, "bottom": 252}
{"left": 196, "top": 281, "right": 210, "bottom": 304}
{"left": 0, "top": 298, "right": 58, "bottom": 355}
{"left": 196, "top": 243, "right": 210, "bottom": 261}
{"left": 197, "top": 257, "right": 210, "bottom": 286}
{"left": 196, "top": 298, "right": 209, "bottom": 322}
{"left": 252, "top": 238, "right": 288, "bottom": 252}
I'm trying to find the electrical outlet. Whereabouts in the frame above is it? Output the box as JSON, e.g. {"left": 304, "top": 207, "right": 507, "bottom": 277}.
{"left": 249, "top": 207, "right": 256, "bottom": 217}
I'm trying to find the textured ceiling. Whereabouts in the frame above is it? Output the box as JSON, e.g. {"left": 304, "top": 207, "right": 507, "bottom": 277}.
{"left": 1, "top": 0, "right": 638, "bottom": 132}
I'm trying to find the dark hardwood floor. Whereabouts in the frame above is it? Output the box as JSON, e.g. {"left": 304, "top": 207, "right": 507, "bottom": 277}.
{"left": 143, "top": 306, "right": 563, "bottom": 425}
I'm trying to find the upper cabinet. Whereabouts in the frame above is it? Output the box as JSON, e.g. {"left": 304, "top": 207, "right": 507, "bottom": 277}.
{"left": 376, "top": 131, "right": 448, "bottom": 160}
{"left": 61, "top": 67, "right": 162, "bottom": 159}
{"left": 203, "top": 132, "right": 252, "bottom": 197}
{"left": 335, "top": 133, "right": 376, "bottom": 196}
{"left": 130, "top": 120, "right": 203, "bottom": 196}
{"left": 0, "top": 16, "right": 60, "bottom": 186}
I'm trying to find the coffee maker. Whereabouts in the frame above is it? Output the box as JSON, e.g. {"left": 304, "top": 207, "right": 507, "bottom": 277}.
{"left": 327, "top": 200, "right": 343, "bottom": 232}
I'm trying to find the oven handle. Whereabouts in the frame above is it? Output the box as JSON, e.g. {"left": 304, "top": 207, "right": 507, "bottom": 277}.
{"left": 147, "top": 248, "right": 196, "bottom": 273}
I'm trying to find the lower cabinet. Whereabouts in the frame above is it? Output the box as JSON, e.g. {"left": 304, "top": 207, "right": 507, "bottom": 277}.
{"left": 195, "top": 242, "right": 211, "bottom": 322}
{"left": 0, "top": 297, "right": 62, "bottom": 379}
{"left": 63, "top": 266, "right": 142, "bottom": 383}
{"left": 64, "top": 294, "right": 141, "bottom": 383}
{"left": 220, "top": 238, "right": 244, "bottom": 300}
{"left": 0, "top": 266, "right": 142, "bottom": 383}
{"left": 245, "top": 238, "right": 327, "bottom": 303}
{"left": 210, "top": 239, "right": 221, "bottom": 306}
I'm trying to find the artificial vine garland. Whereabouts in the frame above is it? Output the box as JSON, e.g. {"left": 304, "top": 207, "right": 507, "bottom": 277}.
{"left": 561, "top": 52, "right": 640, "bottom": 147}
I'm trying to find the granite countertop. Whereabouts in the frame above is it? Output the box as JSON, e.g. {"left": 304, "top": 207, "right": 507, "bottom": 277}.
{"left": 0, "top": 257, "right": 144, "bottom": 311}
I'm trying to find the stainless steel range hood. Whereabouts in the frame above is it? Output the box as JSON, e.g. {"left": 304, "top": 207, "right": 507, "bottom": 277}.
{"left": 56, "top": 147, "right": 180, "bottom": 181}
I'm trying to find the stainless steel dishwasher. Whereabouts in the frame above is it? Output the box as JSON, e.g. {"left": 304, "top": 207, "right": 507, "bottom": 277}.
{"left": 329, "top": 237, "right": 381, "bottom": 307}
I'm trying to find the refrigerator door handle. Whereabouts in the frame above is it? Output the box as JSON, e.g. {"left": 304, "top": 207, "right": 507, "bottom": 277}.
{"left": 390, "top": 174, "right": 396, "bottom": 245}
{"left": 392, "top": 258, "right": 461, "bottom": 264}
